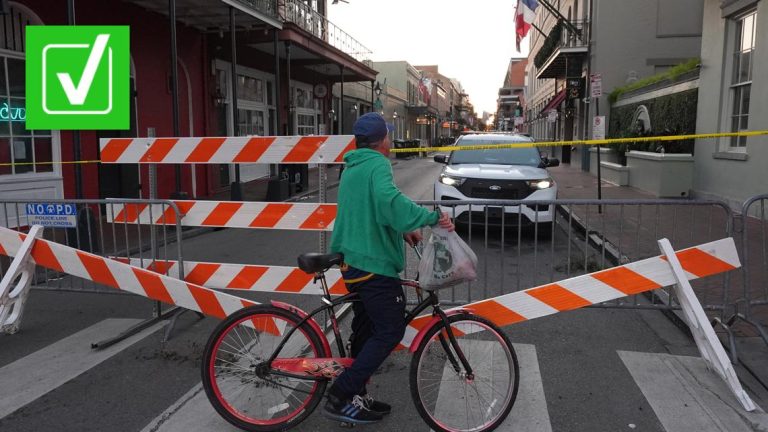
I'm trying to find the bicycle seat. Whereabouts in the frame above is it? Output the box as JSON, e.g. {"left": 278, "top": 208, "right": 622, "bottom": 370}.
{"left": 297, "top": 252, "right": 344, "bottom": 274}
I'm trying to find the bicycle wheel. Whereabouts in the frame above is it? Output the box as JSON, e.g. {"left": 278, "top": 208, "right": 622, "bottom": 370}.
{"left": 410, "top": 313, "right": 519, "bottom": 432}
{"left": 202, "top": 305, "right": 330, "bottom": 432}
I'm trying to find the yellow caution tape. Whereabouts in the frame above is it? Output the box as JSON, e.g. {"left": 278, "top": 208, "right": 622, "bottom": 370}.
{"left": 389, "top": 130, "right": 768, "bottom": 154}
{"left": 2, "top": 130, "right": 766, "bottom": 165}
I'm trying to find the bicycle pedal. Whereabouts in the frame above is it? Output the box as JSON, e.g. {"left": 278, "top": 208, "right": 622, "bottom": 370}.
{"left": 339, "top": 421, "right": 356, "bottom": 428}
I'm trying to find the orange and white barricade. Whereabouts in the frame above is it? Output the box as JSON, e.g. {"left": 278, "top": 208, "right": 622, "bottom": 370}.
{"left": 99, "top": 135, "right": 355, "bottom": 164}
{"left": 0, "top": 224, "right": 751, "bottom": 409}
{"left": 106, "top": 201, "right": 337, "bottom": 231}
{"left": 0, "top": 226, "right": 259, "bottom": 320}
{"left": 657, "top": 238, "right": 754, "bottom": 411}
{"left": 402, "top": 238, "right": 741, "bottom": 349}
{"left": 112, "top": 258, "right": 346, "bottom": 295}
{"left": 0, "top": 226, "right": 43, "bottom": 334}
{"left": 98, "top": 135, "right": 350, "bottom": 295}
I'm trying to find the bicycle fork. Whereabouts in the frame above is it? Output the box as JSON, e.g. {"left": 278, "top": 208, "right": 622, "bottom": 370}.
{"left": 433, "top": 307, "right": 475, "bottom": 381}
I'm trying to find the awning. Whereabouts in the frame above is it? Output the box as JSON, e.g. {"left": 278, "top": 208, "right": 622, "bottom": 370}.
{"left": 539, "top": 89, "right": 567, "bottom": 115}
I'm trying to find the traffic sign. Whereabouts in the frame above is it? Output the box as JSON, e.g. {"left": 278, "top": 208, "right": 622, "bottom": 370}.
{"left": 590, "top": 74, "right": 602, "bottom": 98}
{"left": 593, "top": 116, "right": 606, "bottom": 140}
{"left": 547, "top": 110, "right": 558, "bottom": 123}
{"left": 25, "top": 203, "right": 77, "bottom": 228}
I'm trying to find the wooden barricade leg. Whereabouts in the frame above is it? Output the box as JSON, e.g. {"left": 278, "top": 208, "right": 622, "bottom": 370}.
{"left": 658, "top": 238, "right": 756, "bottom": 412}
{"left": 0, "top": 225, "right": 44, "bottom": 334}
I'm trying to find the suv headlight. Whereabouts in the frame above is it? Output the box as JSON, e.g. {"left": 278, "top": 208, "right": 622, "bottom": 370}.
{"left": 439, "top": 174, "right": 466, "bottom": 187}
{"left": 527, "top": 178, "right": 554, "bottom": 189}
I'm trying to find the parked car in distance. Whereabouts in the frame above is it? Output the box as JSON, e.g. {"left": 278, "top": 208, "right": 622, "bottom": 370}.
{"left": 433, "top": 133, "right": 559, "bottom": 231}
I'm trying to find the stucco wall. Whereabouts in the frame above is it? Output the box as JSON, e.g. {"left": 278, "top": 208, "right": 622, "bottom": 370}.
{"left": 693, "top": 0, "right": 768, "bottom": 210}
{"left": 592, "top": 0, "right": 703, "bottom": 128}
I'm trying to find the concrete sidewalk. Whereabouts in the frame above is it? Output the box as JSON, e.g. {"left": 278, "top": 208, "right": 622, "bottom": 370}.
{"left": 549, "top": 163, "right": 768, "bottom": 397}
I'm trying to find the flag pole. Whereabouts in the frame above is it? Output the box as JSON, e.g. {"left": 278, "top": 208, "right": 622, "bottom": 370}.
{"left": 531, "top": 22, "right": 547, "bottom": 38}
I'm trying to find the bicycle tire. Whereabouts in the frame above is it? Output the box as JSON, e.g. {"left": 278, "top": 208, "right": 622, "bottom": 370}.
{"left": 409, "top": 313, "right": 519, "bottom": 432}
{"left": 202, "top": 305, "right": 330, "bottom": 432}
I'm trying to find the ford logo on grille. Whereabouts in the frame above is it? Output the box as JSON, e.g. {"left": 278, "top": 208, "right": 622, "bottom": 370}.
{"left": 489, "top": 185, "right": 502, "bottom": 191}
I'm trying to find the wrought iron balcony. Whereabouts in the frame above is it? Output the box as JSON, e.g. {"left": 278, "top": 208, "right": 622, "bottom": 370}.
{"left": 534, "top": 19, "right": 589, "bottom": 79}
{"left": 228, "top": 0, "right": 279, "bottom": 20}
{"left": 279, "top": 0, "right": 373, "bottom": 62}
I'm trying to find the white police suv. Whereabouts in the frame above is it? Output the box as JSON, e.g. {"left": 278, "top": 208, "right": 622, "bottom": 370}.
{"left": 433, "top": 133, "right": 559, "bottom": 228}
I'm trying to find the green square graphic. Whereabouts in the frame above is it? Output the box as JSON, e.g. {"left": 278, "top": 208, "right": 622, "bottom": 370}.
{"left": 26, "top": 26, "right": 130, "bottom": 130}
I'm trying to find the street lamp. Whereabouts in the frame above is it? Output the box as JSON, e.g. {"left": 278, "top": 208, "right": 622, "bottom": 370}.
{"left": 393, "top": 111, "right": 398, "bottom": 139}
{"left": 328, "top": 109, "right": 335, "bottom": 134}
{"left": 374, "top": 81, "right": 382, "bottom": 96}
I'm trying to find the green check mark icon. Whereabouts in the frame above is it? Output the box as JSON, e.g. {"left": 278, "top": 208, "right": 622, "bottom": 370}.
{"left": 57, "top": 34, "right": 110, "bottom": 106}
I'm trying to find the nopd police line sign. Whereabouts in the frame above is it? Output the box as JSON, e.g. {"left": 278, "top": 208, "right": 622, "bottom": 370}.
{"left": 26, "top": 203, "right": 78, "bottom": 228}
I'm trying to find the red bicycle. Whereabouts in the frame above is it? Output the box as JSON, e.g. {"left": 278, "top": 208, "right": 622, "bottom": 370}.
{"left": 201, "top": 252, "right": 519, "bottom": 432}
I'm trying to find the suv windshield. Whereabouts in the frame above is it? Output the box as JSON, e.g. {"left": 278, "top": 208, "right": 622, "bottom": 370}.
{"left": 450, "top": 138, "right": 542, "bottom": 167}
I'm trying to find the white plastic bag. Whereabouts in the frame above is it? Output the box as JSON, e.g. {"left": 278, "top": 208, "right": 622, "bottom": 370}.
{"left": 418, "top": 226, "right": 478, "bottom": 289}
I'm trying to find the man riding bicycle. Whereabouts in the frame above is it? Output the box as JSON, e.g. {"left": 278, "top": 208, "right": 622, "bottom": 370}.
{"left": 324, "top": 112, "right": 454, "bottom": 424}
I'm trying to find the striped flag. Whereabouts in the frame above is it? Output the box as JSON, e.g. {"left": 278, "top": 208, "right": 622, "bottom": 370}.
{"left": 516, "top": 0, "right": 539, "bottom": 52}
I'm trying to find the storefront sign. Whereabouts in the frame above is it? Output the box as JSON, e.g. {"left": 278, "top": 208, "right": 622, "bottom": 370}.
{"left": 567, "top": 78, "right": 583, "bottom": 100}
{"left": 0, "top": 103, "right": 26, "bottom": 122}
{"left": 441, "top": 121, "right": 459, "bottom": 129}
{"left": 26, "top": 26, "right": 130, "bottom": 130}
{"left": 547, "top": 110, "right": 558, "bottom": 123}
{"left": 26, "top": 203, "right": 77, "bottom": 228}
{"left": 417, "top": 117, "right": 434, "bottom": 125}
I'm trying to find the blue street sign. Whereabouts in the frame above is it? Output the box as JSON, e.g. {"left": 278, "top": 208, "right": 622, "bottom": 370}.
{"left": 25, "top": 203, "right": 78, "bottom": 228}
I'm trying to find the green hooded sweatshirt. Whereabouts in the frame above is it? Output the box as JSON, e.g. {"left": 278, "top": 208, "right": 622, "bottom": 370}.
{"left": 330, "top": 149, "right": 439, "bottom": 278}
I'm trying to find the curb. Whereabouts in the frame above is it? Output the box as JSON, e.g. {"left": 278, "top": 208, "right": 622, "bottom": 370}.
{"left": 286, "top": 181, "right": 340, "bottom": 202}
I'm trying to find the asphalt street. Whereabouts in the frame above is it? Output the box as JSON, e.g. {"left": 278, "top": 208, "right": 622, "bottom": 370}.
{"left": 1, "top": 156, "right": 766, "bottom": 432}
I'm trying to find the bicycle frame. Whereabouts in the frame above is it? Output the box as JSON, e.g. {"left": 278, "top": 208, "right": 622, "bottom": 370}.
{"left": 264, "top": 272, "right": 476, "bottom": 382}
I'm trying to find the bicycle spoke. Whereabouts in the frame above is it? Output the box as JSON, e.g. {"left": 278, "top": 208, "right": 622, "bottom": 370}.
{"left": 203, "top": 308, "right": 327, "bottom": 429}
{"left": 475, "top": 376, "right": 511, "bottom": 401}
{"left": 214, "top": 358, "right": 254, "bottom": 373}
{"left": 414, "top": 316, "right": 518, "bottom": 432}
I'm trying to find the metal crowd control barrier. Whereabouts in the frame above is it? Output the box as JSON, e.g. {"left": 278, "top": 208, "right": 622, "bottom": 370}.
{"left": 734, "top": 194, "right": 768, "bottom": 350}
{"left": 16, "top": 132, "right": 762, "bottom": 362}
{"left": 0, "top": 198, "right": 186, "bottom": 346}
{"left": 410, "top": 199, "right": 733, "bottom": 310}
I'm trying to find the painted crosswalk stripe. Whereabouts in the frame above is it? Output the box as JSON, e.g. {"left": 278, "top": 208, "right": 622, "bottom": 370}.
{"left": 618, "top": 351, "right": 768, "bottom": 432}
{"left": 140, "top": 383, "right": 231, "bottom": 432}
{"left": 0, "top": 318, "right": 165, "bottom": 419}
{"left": 432, "top": 342, "right": 552, "bottom": 432}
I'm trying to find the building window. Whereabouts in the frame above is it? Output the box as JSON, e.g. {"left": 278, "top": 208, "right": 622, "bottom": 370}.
{"left": 238, "top": 109, "right": 265, "bottom": 136}
{"left": 237, "top": 75, "right": 264, "bottom": 103}
{"left": 297, "top": 113, "right": 315, "bottom": 136}
{"left": 728, "top": 10, "right": 756, "bottom": 150}
{"left": 0, "top": 56, "right": 53, "bottom": 176}
{"left": 291, "top": 84, "right": 319, "bottom": 135}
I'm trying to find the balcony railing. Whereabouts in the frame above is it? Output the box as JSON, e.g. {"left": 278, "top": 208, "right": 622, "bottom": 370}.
{"left": 230, "top": 0, "right": 279, "bottom": 20}
{"left": 534, "top": 19, "right": 589, "bottom": 69}
{"left": 279, "top": 0, "right": 373, "bottom": 62}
